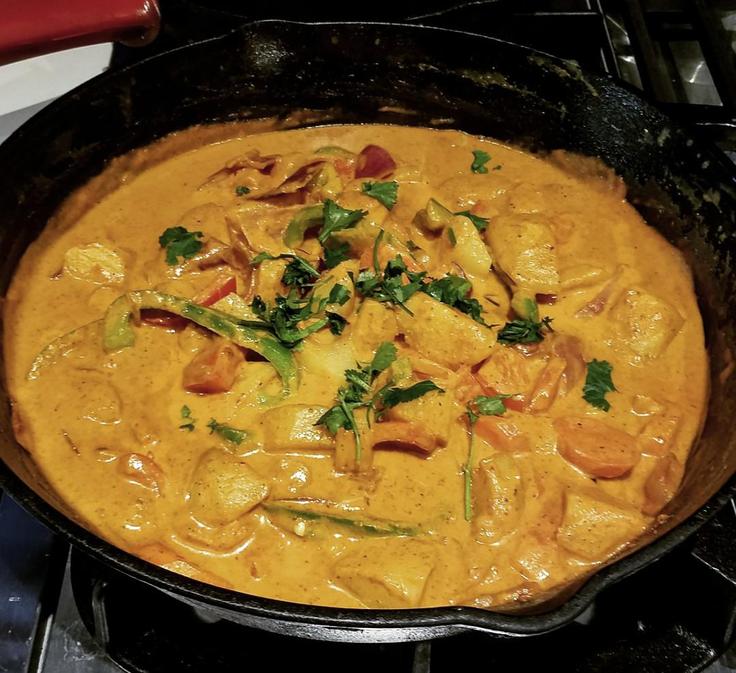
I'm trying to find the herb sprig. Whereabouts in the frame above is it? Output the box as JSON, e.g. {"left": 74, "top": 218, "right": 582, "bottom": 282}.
{"left": 470, "top": 149, "right": 491, "bottom": 174}
{"left": 353, "top": 231, "right": 426, "bottom": 315}
{"left": 421, "top": 275, "right": 488, "bottom": 326}
{"left": 582, "top": 359, "right": 616, "bottom": 411}
{"left": 464, "top": 394, "right": 511, "bottom": 521}
{"left": 497, "top": 299, "right": 553, "bottom": 344}
{"left": 361, "top": 181, "right": 399, "bottom": 210}
{"left": 159, "top": 227, "right": 204, "bottom": 266}
{"left": 207, "top": 418, "right": 248, "bottom": 445}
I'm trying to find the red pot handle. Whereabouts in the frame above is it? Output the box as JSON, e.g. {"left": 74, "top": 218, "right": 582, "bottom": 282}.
{"left": 0, "top": 0, "right": 161, "bottom": 66}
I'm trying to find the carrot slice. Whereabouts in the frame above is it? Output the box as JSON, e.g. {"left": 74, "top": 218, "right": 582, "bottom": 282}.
{"left": 554, "top": 417, "right": 640, "bottom": 478}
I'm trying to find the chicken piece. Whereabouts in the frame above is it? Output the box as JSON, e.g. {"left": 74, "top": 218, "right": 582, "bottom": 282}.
{"left": 397, "top": 293, "right": 495, "bottom": 369}
{"left": 182, "top": 338, "right": 245, "bottom": 394}
{"left": 557, "top": 492, "right": 646, "bottom": 560}
{"left": 260, "top": 404, "right": 335, "bottom": 452}
{"left": 63, "top": 243, "right": 125, "bottom": 284}
{"left": 383, "top": 388, "right": 454, "bottom": 448}
{"left": 485, "top": 214, "right": 560, "bottom": 294}
{"left": 610, "top": 288, "right": 684, "bottom": 358}
{"left": 555, "top": 417, "right": 640, "bottom": 478}
{"left": 351, "top": 299, "right": 399, "bottom": 361}
{"left": 526, "top": 471, "right": 565, "bottom": 542}
{"left": 475, "top": 346, "right": 546, "bottom": 399}
{"left": 333, "top": 538, "right": 435, "bottom": 608}
{"left": 474, "top": 454, "right": 524, "bottom": 543}
{"left": 188, "top": 449, "right": 269, "bottom": 526}
{"left": 642, "top": 452, "right": 685, "bottom": 515}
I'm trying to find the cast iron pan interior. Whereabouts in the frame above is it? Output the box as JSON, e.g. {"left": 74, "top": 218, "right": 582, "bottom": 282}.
{"left": 1, "top": 21, "right": 736, "bottom": 640}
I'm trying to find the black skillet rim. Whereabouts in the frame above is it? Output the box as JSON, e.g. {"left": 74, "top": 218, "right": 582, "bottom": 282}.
{"left": 1, "top": 20, "right": 736, "bottom": 637}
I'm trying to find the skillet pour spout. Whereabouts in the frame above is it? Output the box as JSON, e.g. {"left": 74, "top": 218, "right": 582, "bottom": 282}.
{"left": 1, "top": 21, "right": 736, "bottom": 642}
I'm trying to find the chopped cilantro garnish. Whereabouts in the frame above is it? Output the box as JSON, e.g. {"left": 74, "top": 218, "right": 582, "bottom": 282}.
{"left": 354, "top": 231, "right": 426, "bottom": 315}
{"left": 318, "top": 199, "right": 367, "bottom": 244}
{"left": 207, "top": 418, "right": 248, "bottom": 445}
{"left": 179, "top": 405, "right": 195, "bottom": 431}
{"left": 326, "top": 312, "right": 347, "bottom": 335}
{"left": 582, "top": 359, "right": 616, "bottom": 412}
{"left": 251, "top": 291, "right": 328, "bottom": 347}
{"left": 497, "top": 300, "right": 553, "bottom": 345}
{"left": 447, "top": 227, "right": 457, "bottom": 247}
{"left": 375, "top": 380, "right": 443, "bottom": 419}
{"left": 471, "top": 149, "right": 491, "bottom": 174}
{"left": 361, "top": 181, "right": 399, "bottom": 210}
{"left": 250, "top": 252, "right": 320, "bottom": 293}
{"left": 235, "top": 185, "right": 251, "bottom": 196}
{"left": 464, "top": 393, "right": 511, "bottom": 521}
{"left": 158, "top": 226, "right": 204, "bottom": 266}
{"left": 421, "top": 275, "right": 488, "bottom": 326}
{"left": 454, "top": 210, "right": 489, "bottom": 233}
{"left": 323, "top": 241, "right": 351, "bottom": 269}
{"left": 328, "top": 283, "right": 350, "bottom": 306}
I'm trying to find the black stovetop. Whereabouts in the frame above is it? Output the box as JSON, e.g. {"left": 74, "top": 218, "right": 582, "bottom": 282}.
{"left": 2, "top": 2, "right": 736, "bottom": 672}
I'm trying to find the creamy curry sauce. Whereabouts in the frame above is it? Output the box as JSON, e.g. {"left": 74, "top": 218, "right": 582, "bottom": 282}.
{"left": 4, "top": 124, "right": 708, "bottom": 611}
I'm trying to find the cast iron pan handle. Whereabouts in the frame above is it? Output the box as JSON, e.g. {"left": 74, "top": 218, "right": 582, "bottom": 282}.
{"left": 0, "top": 0, "right": 160, "bottom": 66}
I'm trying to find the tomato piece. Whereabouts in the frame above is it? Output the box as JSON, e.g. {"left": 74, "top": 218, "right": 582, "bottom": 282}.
{"left": 354, "top": 144, "right": 397, "bottom": 179}
{"left": 554, "top": 416, "right": 640, "bottom": 478}
{"left": 182, "top": 338, "right": 245, "bottom": 394}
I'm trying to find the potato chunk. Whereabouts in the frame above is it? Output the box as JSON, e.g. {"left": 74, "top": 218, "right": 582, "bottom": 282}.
{"left": 610, "top": 288, "right": 684, "bottom": 358}
{"left": 642, "top": 452, "right": 684, "bottom": 515}
{"left": 397, "top": 293, "right": 495, "bottom": 368}
{"left": 260, "top": 404, "right": 335, "bottom": 452}
{"left": 188, "top": 449, "right": 269, "bottom": 526}
{"left": 383, "top": 388, "right": 454, "bottom": 447}
{"left": 475, "top": 345, "right": 546, "bottom": 398}
{"left": 486, "top": 214, "right": 559, "bottom": 293}
{"left": 63, "top": 243, "right": 125, "bottom": 284}
{"left": 557, "top": 492, "right": 646, "bottom": 560}
{"left": 333, "top": 538, "right": 435, "bottom": 608}
{"left": 474, "top": 454, "right": 524, "bottom": 542}
{"left": 444, "top": 215, "right": 494, "bottom": 275}
{"left": 351, "top": 299, "right": 398, "bottom": 361}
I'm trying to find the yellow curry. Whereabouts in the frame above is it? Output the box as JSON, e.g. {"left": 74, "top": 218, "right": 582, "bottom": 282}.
{"left": 4, "top": 123, "right": 708, "bottom": 611}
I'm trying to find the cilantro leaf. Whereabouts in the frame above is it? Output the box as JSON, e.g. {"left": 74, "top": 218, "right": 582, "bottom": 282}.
{"left": 179, "top": 404, "right": 195, "bottom": 431}
{"left": 250, "top": 291, "right": 328, "bottom": 347}
{"left": 318, "top": 199, "right": 367, "bottom": 244}
{"left": 370, "top": 341, "right": 397, "bottom": 374}
{"left": 323, "top": 242, "right": 351, "bottom": 269}
{"left": 354, "top": 232, "right": 426, "bottom": 315}
{"left": 377, "top": 380, "right": 443, "bottom": 415}
{"left": 235, "top": 185, "right": 251, "bottom": 196}
{"left": 582, "top": 359, "right": 616, "bottom": 412}
{"left": 471, "top": 149, "right": 491, "bottom": 174}
{"left": 473, "top": 394, "right": 510, "bottom": 417}
{"left": 454, "top": 210, "right": 489, "bottom": 233}
{"left": 497, "top": 316, "right": 553, "bottom": 344}
{"left": 328, "top": 283, "right": 350, "bottom": 306}
{"left": 207, "top": 418, "right": 247, "bottom": 445}
{"left": 326, "top": 312, "right": 347, "bottom": 335}
{"left": 250, "top": 252, "right": 320, "bottom": 293}
{"left": 361, "top": 181, "right": 399, "bottom": 210}
{"left": 317, "top": 405, "right": 351, "bottom": 434}
{"left": 422, "top": 275, "right": 488, "bottom": 326}
{"left": 159, "top": 226, "right": 204, "bottom": 266}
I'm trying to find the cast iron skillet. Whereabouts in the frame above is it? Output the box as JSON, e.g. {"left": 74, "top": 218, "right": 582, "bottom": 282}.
{"left": 1, "top": 21, "right": 736, "bottom": 643}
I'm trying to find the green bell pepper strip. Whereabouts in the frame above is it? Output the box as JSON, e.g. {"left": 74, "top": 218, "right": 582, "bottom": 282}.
{"left": 262, "top": 502, "right": 419, "bottom": 537}
{"left": 103, "top": 291, "right": 297, "bottom": 393}
{"left": 283, "top": 204, "right": 324, "bottom": 248}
